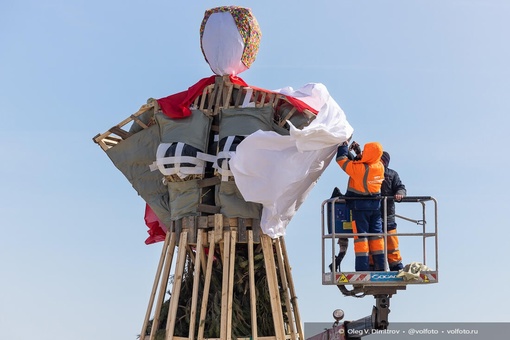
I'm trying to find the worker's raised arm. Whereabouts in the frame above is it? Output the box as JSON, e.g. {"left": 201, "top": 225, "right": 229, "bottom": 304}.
{"left": 336, "top": 142, "right": 360, "bottom": 178}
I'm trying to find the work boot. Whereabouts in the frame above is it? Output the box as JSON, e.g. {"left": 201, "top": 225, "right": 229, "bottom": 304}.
{"left": 389, "top": 262, "right": 404, "bottom": 271}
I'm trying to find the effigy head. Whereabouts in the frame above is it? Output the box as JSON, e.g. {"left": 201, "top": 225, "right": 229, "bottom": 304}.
{"left": 200, "top": 6, "right": 261, "bottom": 76}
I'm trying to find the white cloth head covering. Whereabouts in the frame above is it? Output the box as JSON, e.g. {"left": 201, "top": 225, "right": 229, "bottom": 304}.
{"left": 200, "top": 6, "right": 261, "bottom": 76}
{"left": 201, "top": 12, "right": 247, "bottom": 76}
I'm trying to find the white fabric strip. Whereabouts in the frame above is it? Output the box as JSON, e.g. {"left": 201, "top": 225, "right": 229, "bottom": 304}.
{"left": 242, "top": 88, "right": 254, "bottom": 108}
{"left": 155, "top": 142, "right": 205, "bottom": 177}
{"left": 196, "top": 152, "right": 217, "bottom": 163}
{"left": 214, "top": 136, "right": 236, "bottom": 181}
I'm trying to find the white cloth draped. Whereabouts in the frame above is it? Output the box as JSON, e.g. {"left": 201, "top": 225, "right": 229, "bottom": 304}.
{"left": 229, "top": 83, "right": 354, "bottom": 238}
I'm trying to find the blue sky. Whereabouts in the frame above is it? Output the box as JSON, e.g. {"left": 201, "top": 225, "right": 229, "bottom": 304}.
{"left": 1, "top": 1, "right": 509, "bottom": 339}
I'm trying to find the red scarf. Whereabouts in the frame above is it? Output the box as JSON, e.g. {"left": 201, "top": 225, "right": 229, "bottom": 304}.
{"left": 156, "top": 75, "right": 317, "bottom": 119}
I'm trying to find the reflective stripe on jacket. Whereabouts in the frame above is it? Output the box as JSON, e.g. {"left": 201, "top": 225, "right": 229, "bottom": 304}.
{"left": 336, "top": 142, "right": 384, "bottom": 195}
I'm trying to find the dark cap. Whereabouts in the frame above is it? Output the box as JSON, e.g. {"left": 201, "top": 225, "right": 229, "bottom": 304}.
{"left": 381, "top": 151, "right": 390, "bottom": 167}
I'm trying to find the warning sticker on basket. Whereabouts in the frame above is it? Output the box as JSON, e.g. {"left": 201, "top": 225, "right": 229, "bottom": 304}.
{"left": 338, "top": 274, "right": 348, "bottom": 283}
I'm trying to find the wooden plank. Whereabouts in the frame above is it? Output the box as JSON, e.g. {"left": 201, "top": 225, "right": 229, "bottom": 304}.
{"left": 165, "top": 231, "right": 189, "bottom": 340}
{"left": 130, "top": 114, "right": 149, "bottom": 130}
{"left": 183, "top": 216, "right": 196, "bottom": 244}
{"left": 223, "top": 82, "right": 234, "bottom": 109}
{"left": 140, "top": 232, "right": 171, "bottom": 340}
{"left": 197, "top": 204, "right": 221, "bottom": 214}
{"left": 93, "top": 102, "right": 154, "bottom": 146}
{"left": 267, "top": 93, "right": 276, "bottom": 107}
{"left": 220, "top": 230, "right": 231, "bottom": 340}
{"left": 257, "top": 92, "right": 267, "bottom": 108}
{"left": 234, "top": 85, "right": 244, "bottom": 107}
{"left": 195, "top": 337, "right": 277, "bottom": 340}
{"left": 281, "top": 237, "right": 304, "bottom": 340}
{"left": 186, "top": 245, "right": 195, "bottom": 266}
{"left": 199, "top": 232, "right": 208, "bottom": 277}
{"left": 174, "top": 220, "right": 182, "bottom": 243}
{"left": 226, "top": 230, "right": 237, "bottom": 340}
{"left": 102, "top": 135, "right": 122, "bottom": 144}
{"left": 197, "top": 233, "right": 216, "bottom": 340}
{"left": 198, "top": 216, "right": 209, "bottom": 229}
{"left": 252, "top": 221, "right": 261, "bottom": 243}
{"left": 193, "top": 92, "right": 201, "bottom": 107}
{"left": 202, "top": 215, "right": 254, "bottom": 229}
{"left": 199, "top": 86, "right": 209, "bottom": 111}
{"left": 197, "top": 176, "right": 221, "bottom": 188}
{"left": 207, "top": 84, "right": 217, "bottom": 112}
{"left": 108, "top": 126, "right": 132, "bottom": 140}
{"left": 213, "top": 77, "right": 224, "bottom": 116}
{"left": 149, "top": 232, "right": 177, "bottom": 340}
{"left": 93, "top": 134, "right": 109, "bottom": 151}
{"left": 248, "top": 230, "right": 258, "bottom": 340}
{"left": 237, "top": 218, "right": 247, "bottom": 243}
{"left": 261, "top": 234, "right": 286, "bottom": 340}
{"left": 279, "top": 107, "right": 297, "bottom": 127}
{"left": 188, "top": 230, "right": 204, "bottom": 340}
{"left": 214, "top": 214, "right": 223, "bottom": 243}
{"left": 275, "top": 238, "right": 297, "bottom": 340}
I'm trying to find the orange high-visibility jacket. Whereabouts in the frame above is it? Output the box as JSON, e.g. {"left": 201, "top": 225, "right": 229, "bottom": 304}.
{"left": 336, "top": 142, "right": 384, "bottom": 195}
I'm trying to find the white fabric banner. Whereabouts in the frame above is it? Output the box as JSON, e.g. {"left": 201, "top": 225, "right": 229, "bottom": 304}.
{"left": 229, "top": 83, "right": 354, "bottom": 238}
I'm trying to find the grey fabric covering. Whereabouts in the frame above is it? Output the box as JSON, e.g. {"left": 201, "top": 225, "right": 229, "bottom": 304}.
{"left": 272, "top": 122, "right": 290, "bottom": 136}
{"left": 215, "top": 106, "right": 272, "bottom": 218}
{"left": 276, "top": 102, "right": 312, "bottom": 130}
{"left": 105, "top": 104, "right": 297, "bottom": 226}
{"left": 215, "top": 180, "right": 262, "bottom": 219}
{"left": 167, "top": 179, "right": 201, "bottom": 220}
{"left": 219, "top": 106, "right": 274, "bottom": 139}
{"left": 156, "top": 109, "right": 212, "bottom": 151}
{"left": 105, "top": 125, "right": 172, "bottom": 227}
{"left": 156, "top": 110, "right": 211, "bottom": 219}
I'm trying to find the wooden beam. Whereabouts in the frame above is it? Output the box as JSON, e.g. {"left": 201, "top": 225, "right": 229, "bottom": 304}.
{"left": 220, "top": 230, "right": 231, "bottom": 340}
{"left": 140, "top": 232, "right": 171, "bottom": 340}
{"left": 197, "top": 232, "right": 216, "bottom": 340}
{"left": 261, "top": 235, "right": 286, "bottom": 340}
{"left": 226, "top": 230, "right": 237, "bottom": 340}
{"left": 275, "top": 238, "right": 297, "bottom": 340}
{"left": 248, "top": 230, "right": 258, "bottom": 340}
{"left": 281, "top": 238, "right": 304, "bottom": 340}
{"left": 214, "top": 214, "right": 223, "bottom": 243}
{"left": 188, "top": 230, "right": 204, "bottom": 340}
{"left": 279, "top": 107, "right": 297, "bottom": 127}
{"left": 165, "top": 231, "right": 189, "bottom": 340}
{"left": 149, "top": 232, "right": 177, "bottom": 340}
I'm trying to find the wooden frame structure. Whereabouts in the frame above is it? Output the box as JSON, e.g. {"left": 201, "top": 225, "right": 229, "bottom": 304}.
{"left": 93, "top": 75, "right": 313, "bottom": 340}
{"left": 139, "top": 217, "right": 304, "bottom": 340}
{"left": 93, "top": 75, "right": 316, "bottom": 151}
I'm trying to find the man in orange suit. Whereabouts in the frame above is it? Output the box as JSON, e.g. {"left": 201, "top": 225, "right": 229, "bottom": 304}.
{"left": 336, "top": 141, "right": 385, "bottom": 271}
